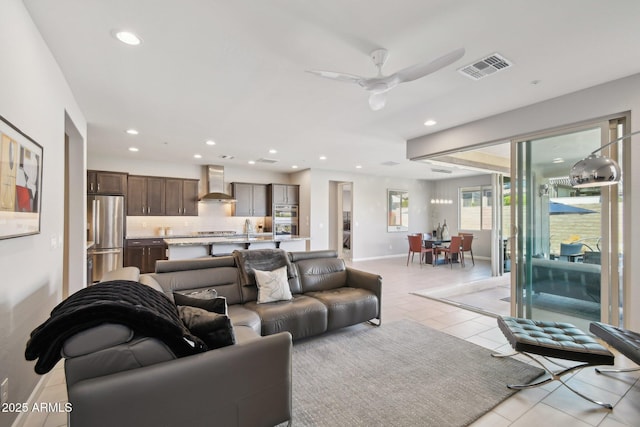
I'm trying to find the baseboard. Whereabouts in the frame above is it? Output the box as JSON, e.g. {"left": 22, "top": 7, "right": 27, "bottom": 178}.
{"left": 11, "top": 374, "right": 49, "bottom": 427}
{"left": 351, "top": 253, "right": 406, "bottom": 262}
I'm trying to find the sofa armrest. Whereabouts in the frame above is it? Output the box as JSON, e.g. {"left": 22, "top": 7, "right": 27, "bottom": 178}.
{"left": 137, "top": 274, "right": 165, "bottom": 293}
{"left": 346, "top": 267, "right": 382, "bottom": 322}
{"left": 67, "top": 332, "right": 293, "bottom": 427}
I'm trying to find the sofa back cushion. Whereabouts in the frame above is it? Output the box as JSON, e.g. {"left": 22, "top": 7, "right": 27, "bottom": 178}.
{"left": 149, "top": 257, "right": 244, "bottom": 305}
{"left": 233, "top": 249, "right": 301, "bottom": 302}
{"left": 295, "top": 255, "right": 347, "bottom": 293}
{"left": 63, "top": 324, "right": 176, "bottom": 388}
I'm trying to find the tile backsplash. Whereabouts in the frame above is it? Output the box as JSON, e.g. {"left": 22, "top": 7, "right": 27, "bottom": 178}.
{"left": 126, "top": 202, "right": 268, "bottom": 237}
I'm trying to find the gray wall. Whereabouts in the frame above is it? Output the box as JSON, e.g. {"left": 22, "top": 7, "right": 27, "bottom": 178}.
{"left": 0, "top": 2, "right": 87, "bottom": 426}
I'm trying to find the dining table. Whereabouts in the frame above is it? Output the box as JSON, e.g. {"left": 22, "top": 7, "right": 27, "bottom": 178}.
{"left": 423, "top": 238, "right": 454, "bottom": 265}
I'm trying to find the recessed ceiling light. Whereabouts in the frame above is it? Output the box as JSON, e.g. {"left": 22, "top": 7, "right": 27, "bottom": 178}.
{"left": 269, "top": 149, "right": 278, "bottom": 154}
{"left": 319, "top": 155, "right": 327, "bottom": 160}
{"left": 552, "top": 157, "right": 565, "bottom": 163}
{"left": 194, "top": 154, "right": 202, "bottom": 159}
{"left": 355, "top": 165, "right": 363, "bottom": 169}
{"left": 126, "top": 129, "right": 139, "bottom": 135}
{"left": 113, "top": 30, "right": 142, "bottom": 46}
{"left": 128, "top": 147, "right": 139, "bottom": 152}
{"left": 291, "top": 165, "right": 298, "bottom": 169}
{"left": 248, "top": 160, "right": 256, "bottom": 165}
{"left": 205, "top": 140, "right": 216, "bottom": 146}
{"left": 424, "top": 119, "right": 437, "bottom": 126}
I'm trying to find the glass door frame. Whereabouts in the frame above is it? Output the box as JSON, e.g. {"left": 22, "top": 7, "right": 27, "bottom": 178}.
{"left": 509, "top": 119, "right": 626, "bottom": 324}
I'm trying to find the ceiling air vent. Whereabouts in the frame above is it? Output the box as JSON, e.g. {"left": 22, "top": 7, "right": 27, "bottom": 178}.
{"left": 458, "top": 53, "right": 513, "bottom": 81}
{"left": 381, "top": 161, "right": 400, "bottom": 166}
{"left": 431, "top": 168, "right": 453, "bottom": 174}
{"left": 256, "top": 158, "right": 279, "bottom": 164}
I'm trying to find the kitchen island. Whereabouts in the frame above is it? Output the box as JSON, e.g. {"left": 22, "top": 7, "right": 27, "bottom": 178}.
{"left": 163, "top": 234, "right": 309, "bottom": 260}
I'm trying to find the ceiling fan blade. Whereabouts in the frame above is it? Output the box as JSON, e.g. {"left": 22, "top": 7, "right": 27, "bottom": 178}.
{"left": 306, "top": 69, "right": 364, "bottom": 84}
{"left": 368, "top": 92, "right": 387, "bottom": 111}
{"left": 392, "top": 47, "right": 465, "bottom": 83}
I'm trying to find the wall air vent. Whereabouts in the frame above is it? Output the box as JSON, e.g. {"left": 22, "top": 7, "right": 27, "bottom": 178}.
{"left": 431, "top": 168, "right": 453, "bottom": 174}
{"left": 256, "top": 158, "right": 279, "bottom": 164}
{"left": 381, "top": 161, "right": 400, "bottom": 166}
{"left": 458, "top": 53, "right": 513, "bottom": 80}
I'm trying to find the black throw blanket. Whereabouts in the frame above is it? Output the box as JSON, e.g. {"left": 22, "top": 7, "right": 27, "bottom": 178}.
{"left": 25, "top": 280, "right": 207, "bottom": 374}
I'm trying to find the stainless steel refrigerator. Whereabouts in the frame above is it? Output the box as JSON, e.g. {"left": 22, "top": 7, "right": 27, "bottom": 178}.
{"left": 87, "top": 195, "right": 124, "bottom": 283}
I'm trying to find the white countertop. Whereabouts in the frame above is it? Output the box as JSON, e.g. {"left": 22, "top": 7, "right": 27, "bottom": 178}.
{"left": 164, "top": 235, "right": 310, "bottom": 246}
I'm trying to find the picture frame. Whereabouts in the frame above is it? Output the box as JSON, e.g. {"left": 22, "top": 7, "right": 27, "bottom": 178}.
{"left": 0, "top": 115, "right": 43, "bottom": 239}
{"left": 387, "top": 189, "right": 408, "bottom": 232}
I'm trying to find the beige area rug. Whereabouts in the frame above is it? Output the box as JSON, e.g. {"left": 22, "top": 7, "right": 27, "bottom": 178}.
{"left": 283, "top": 320, "right": 543, "bottom": 426}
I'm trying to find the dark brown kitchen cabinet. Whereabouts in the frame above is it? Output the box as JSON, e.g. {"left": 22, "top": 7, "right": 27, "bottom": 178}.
{"left": 87, "top": 170, "right": 127, "bottom": 195}
{"left": 231, "top": 183, "right": 267, "bottom": 216}
{"left": 165, "top": 178, "right": 199, "bottom": 216}
{"left": 269, "top": 184, "right": 299, "bottom": 205}
{"left": 124, "top": 238, "right": 167, "bottom": 274}
{"left": 127, "top": 175, "right": 165, "bottom": 216}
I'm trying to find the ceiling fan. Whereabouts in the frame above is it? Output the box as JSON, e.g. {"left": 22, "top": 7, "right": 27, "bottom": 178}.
{"left": 307, "top": 47, "right": 465, "bottom": 111}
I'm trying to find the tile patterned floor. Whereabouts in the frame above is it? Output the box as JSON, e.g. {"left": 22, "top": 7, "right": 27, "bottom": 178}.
{"left": 21, "top": 256, "right": 640, "bottom": 427}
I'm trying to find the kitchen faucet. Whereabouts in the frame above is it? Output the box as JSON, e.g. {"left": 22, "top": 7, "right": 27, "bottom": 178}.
{"left": 245, "top": 219, "right": 252, "bottom": 237}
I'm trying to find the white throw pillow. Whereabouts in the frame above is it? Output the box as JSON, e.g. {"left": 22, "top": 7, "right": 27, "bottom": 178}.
{"left": 254, "top": 266, "right": 292, "bottom": 304}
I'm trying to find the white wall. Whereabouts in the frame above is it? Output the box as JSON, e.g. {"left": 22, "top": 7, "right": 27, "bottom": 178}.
{"left": 306, "top": 169, "right": 432, "bottom": 261}
{"left": 407, "top": 72, "right": 640, "bottom": 330}
{"left": 0, "top": 1, "right": 86, "bottom": 425}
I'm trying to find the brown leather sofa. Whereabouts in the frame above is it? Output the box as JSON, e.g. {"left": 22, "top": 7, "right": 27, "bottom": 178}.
{"left": 61, "top": 249, "right": 381, "bottom": 427}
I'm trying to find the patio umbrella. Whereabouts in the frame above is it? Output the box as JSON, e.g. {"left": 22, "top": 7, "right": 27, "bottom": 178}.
{"left": 549, "top": 201, "right": 596, "bottom": 215}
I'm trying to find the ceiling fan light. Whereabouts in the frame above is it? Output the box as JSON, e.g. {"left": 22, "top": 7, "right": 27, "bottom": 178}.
{"left": 569, "top": 153, "right": 621, "bottom": 188}
{"left": 368, "top": 93, "right": 386, "bottom": 111}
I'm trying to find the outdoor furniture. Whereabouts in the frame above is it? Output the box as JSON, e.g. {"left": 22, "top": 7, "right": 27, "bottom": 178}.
{"left": 494, "top": 316, "right": 615, "bottom": 409}
{"left": 435, "top": 235, "right": 463, "bottom": 268}
{"left": 407, "top": 234, "right": 434, "bottom": 266}
{"left": 559, "top": 242, "right": 584, "bottom": 262}
{"left": 589, "top": 322, "right": 640, "bottom": 374}
{"left": 459, "top": 233, "right": 475, "bottom": 266}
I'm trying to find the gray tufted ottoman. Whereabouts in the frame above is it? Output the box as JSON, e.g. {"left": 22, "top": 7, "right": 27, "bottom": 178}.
{"left": 494, "top": 316, "right": 615, "bottom": 408}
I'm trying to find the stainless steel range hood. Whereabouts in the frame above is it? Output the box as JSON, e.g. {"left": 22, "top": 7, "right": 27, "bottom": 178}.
{"left": 200, "top": 165, "right": 236, "bottom": 202}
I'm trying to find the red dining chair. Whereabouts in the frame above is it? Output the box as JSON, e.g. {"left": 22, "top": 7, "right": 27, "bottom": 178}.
{"left": 407, "top": 234, "right": 434, "bottom": 266}
{"left": 459, "top": 233, "right": 475, "bottom": 266}
{"left": 436, "top": 235, "right": 463, "bottom": 268}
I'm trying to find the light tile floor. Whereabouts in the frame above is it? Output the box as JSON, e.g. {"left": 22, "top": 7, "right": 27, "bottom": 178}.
{"left": 22, "top": 256, "right": 639, "bottom": 427}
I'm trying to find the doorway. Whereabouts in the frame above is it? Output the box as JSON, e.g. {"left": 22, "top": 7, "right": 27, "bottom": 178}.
{"left": 64, "top": 112, "right": 86, "bottom": 297}
{"left": 330, "top": 181, "right": 353, "bottom": 260}
{"left": 511, "top": 120, "right": 625, "bottom": 330}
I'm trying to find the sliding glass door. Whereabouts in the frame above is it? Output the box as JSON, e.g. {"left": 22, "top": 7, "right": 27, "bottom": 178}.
{"left": 510, "top": 121, "right": 624, "bottom": 330}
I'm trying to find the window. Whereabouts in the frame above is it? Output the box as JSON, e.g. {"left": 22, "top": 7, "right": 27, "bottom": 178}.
{"left": 460, "top": 186, "right": 492, "bottom": 230}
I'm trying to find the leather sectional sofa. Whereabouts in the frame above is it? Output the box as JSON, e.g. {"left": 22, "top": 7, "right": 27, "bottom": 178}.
{"left": 60, "top": 249, "right": 382, "bottom": 427}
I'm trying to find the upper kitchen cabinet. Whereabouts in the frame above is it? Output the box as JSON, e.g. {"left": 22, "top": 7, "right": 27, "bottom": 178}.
{"left": 232, "top": 183, "right": 268, "bottom": 217}
{"left": 269, "top": 184, "right": 299, "bottom": 205}
{"left": 165, "top": 178, "right": 199, "bottom": 216}
{"left": 87, "top": 170, "right": 127, "bottom": 195}
{"left": 127, "top": 175, "right": 165, "bottom": 216}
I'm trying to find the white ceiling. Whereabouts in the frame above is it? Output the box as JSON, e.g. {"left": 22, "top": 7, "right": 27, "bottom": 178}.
{"left": 24, "top": 0, "right": 640, "bottom": 180}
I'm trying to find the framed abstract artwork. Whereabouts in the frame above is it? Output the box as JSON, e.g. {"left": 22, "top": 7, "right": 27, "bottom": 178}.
{"left": 0, "top": 115, "right": 43, "bottom": 239}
